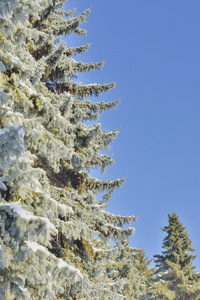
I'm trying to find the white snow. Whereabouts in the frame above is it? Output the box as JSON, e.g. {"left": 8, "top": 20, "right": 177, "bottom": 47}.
{"left": 9, "top": 155, "right": 17, "bottom": 161}
{"left": 0, "top": 126, "right": 25, "bottom": 162}
{"left": 92, "top": 247, "right": 113, "bottom": 253}
{"left": 19, "top": 80, "right": 37, "bottom": 95}
{"left": 0, "top": 203, "right": 58, "bottom": 236}
{"left": 0, "top": 129, "right": 7, "bottom": 136}
{"left": 0, "top": 203, "right": 32, "bottom": 220}
{"left": 6, "top": 52, "right": 19, "bottom": 63}
{"left": 57, "top": 259, "right": 83, "bottom": 279}
{"left": 150, "top": 293, "right": 158, "bottom": 299}
{"left": 25, "top": 241, "right": 50, "bottom": 255}
{"left": 101, "top": 209, "right": 114, "bottom": 216}
{"left": 104, "top": 223, "right": 122, "bottom": 230}
{"left": 0, "top": 91, "right": 8, "bottom": 101}
{"left": 58, "top": 202, "right": 74, "bottom": 215}
{"left": 47, "top": 196, "right": 74, "bottom": 215}
{"left": 0, "top": 0, "right": 19, "bottom": 18}
{"left": 107, "top": 280, "right": 121, "bottom": 286}
{"left": 57, "top": 258, "right": 83, "bottom": 279}
{"left": 0, "top": 62, "right": 6, "bottom": 72}
{"left": 25, "top": 241, "right": 83, "bottom": 280}
{"left": 18, "top": 286, "right": 28, "bottom": 292}
{"left": 1, "top": 104, "right": 11, "bottom": 109}
{"left": 0, "top": 179, "right": 7, "bottom": 191}
{"left": 34, "top": 186, "right": 43, "bottom": 193}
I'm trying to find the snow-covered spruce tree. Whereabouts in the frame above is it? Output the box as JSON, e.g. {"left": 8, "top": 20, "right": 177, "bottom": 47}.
{"left": 147, "top": 213, "right": 200, "bottom": 300}
{"left": 0, "top": 0, "right": 147, "bottom": 299}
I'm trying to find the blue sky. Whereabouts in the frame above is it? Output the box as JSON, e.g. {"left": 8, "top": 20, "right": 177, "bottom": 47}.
{"left": 65, "top": 1, "right": 200, "bottom": 270}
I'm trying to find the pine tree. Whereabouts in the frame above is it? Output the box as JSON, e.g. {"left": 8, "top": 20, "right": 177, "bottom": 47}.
{"left": 148, "top": 213, "right": 200, "bottom": 300}
{"left": 116, "top": 246, "right": 153, "bottom": 299}
{"left": 0, "top": 0, "right": 147, "bottom": 299}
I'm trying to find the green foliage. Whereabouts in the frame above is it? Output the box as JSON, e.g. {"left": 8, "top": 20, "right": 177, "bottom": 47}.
{"left": 147, "top": 213, "right": 200, "bottom": 300}
{"left": 0, "top": 0, "right": 151, "bottom": 299}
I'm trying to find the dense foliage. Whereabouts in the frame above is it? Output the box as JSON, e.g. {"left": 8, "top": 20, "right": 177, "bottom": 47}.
{"left": 147, "top": 213, "right": 200, "bottom": 300}
{"left": 0, "top": 0, "right": 148, "bottom": 299}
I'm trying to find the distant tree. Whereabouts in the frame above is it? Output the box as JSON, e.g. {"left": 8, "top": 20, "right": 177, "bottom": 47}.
{"left": 148, "top": 213, "right": 200, "bottom": 300}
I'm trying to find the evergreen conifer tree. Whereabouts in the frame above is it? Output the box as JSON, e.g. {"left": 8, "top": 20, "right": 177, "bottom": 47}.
{"left": 0, "top": 0, "right": 148, "bottom": 299}
{"left": 148, "top": 213, "right": 200, "bottom": 300}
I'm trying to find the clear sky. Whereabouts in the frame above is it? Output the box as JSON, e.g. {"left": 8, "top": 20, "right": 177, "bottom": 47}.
{"left": 65, "top": 0, "right": 200, "bottom": 270}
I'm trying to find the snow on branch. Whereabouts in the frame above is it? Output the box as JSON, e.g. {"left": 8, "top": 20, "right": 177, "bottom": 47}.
{"left": 0, "top": 0, "right": 19, "bottom": 18}
{"left": 25, "top": 241, "right": 83, "bottom": 281}
{"left": 0, "top": 125, "right": 25, "bottom": 171}
{"left": 0, "top": 125, "right": 25, "bottom": 198}
{"left": 0, "top": 202, "right": 58, "bottom": 238}
{"left": 46, "top": 195, "right": 74, "bottom": 217}
{"left": 0, "top": 62, "right": 6, "bottom": 73}
{"left": 102, "top": 210, "right": 137, "bottom": 226}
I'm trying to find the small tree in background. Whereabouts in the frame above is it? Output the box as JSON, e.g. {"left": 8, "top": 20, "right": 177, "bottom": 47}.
{"left": 148, "top": 213, "right": 200, "bottom": 300}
